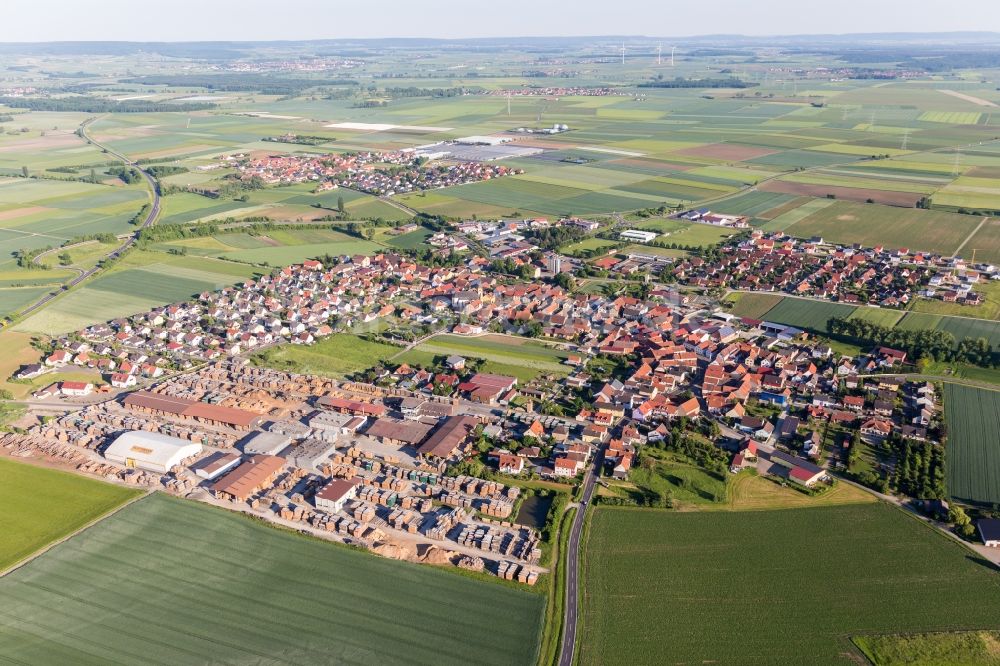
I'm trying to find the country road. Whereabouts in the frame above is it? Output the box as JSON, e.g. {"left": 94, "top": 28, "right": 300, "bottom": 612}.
{"left": 558, "top": 450, "right": 602, "bottom": 666}
{"left": 14, "top": 117, "right": 161, "bottom": 320}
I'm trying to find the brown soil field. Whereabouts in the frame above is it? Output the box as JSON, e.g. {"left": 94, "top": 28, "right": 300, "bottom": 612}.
{"left": 674, "top": 142, "right": 779, "bottom": 161}
{"left": 760, "top": 180, "right": 922, "bottom": 207}
{"left": 0, "top": 206, "right": 47, "bottom": 222}
{"left": 755, "top": 196, "right": 810, "bottom": 220}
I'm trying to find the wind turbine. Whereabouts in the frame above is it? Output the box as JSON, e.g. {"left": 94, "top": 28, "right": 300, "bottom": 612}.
{"left": 671, "top": 46, "right": 676, "bottom": 67}
{"left": 657, "top": 44, "right": 662, "bottom": 65}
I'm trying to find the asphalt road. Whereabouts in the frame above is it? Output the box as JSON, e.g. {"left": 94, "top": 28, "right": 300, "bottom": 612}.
{"left": 14, "top": 118, "right": 160, "bottom": 319}
{"left": 558, "top": 451, "right": 602, "bottom": 666}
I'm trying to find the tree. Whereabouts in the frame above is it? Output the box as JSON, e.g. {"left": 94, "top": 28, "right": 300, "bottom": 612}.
{"left": 21, "top": 165, "right": 28, "bottom": 178}
{"left": 337, "top": 195, "right": 346, "bottom": 214}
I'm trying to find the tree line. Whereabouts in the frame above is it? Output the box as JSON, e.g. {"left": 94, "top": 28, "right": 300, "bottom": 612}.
{"left": 827, "top": 317, "right": 997, "bottom": 367}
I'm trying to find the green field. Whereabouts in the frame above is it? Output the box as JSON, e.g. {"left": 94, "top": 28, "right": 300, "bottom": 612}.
{"left": 251, "top": 333, "right": 401, "bottom": 378}
{"left": 758, "top": 296, "right": 858, "bottom": 331}
{"left": 0, "top": 493, "right": 544, "bottom": 665}
{"left": 726, "top": 291, "right": 783, "bottom": 319}
{"left": 783, "top": 201, "right": 982, "bottom": 256}
{"left": 847, "top": 306, "right": 906, "bottom": 328}
{"left": 0, "top": 458, "right": 141, "bottom": 571}
{"left": 580, "top": 503, "right": 1000, "bottom": 665}
{"left": 945, "top": 384, "right": 1000, "bottom": 505}
{"left": 402, "top": 334, "right": 571, "bottom": 379}
{"left": 854, "top": 630, "right": 1000, "bottom": 666}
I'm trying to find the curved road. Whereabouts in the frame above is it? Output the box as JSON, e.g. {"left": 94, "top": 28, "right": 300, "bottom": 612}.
{"left": 15, "top": 117, "right": 160, "bottom": 319}
{"left": 558, "top": 451, "right": 602, "bottom": 666}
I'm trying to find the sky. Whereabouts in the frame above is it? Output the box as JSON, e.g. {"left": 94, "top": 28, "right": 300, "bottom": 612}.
{"left": 2, "top": 0, "right": 1000, "bottom": 42}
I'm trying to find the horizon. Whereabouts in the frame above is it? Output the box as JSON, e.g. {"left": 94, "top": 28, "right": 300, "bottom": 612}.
{"left": 4, "top": 0, "right": 1000, "bottom": 42}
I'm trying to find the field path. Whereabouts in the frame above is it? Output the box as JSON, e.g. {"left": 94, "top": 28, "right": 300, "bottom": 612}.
{"left": 953, "top": 216, "right": 990, "bottom": 258}
{"left": 0, "top": 488, "right": 151, "bottom": 578}
{"left": 938, "top": 89, "right": 999, "bottom": 108}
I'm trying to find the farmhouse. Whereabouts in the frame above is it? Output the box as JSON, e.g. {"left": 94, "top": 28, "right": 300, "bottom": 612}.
{"left": 103, "top": 430, "right": 203, "bottom": 473}
{"left": 314, "top": 477, "right": 361, "bottom": 513}
{"left": 211, "top": 455, "right": 285, "bottom": 502}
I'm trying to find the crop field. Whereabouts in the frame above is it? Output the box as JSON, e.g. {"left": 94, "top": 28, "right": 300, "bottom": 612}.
{"left": 251, "top": 333, "right": 401, "bottom": 378}
{"left": 726, "top": 292, "right": 783, "bottom": 319}
{"left": 935, "top": 316, "right": 1000, "bottom": 348}
{"left": 756, "top": 197, "right": 837, "bottom": 231}
{"left": 757, "top": 296, "right": 857, "bottom": 331}
{"left": 847, "top": 306, "right": 906, "bottom": 328}
{"left": 0, "top": 493, "right": 544, "bottom": 665}
{"left": 854, "top": 630, "right": 1000, "bottom": 666}
{"left": 580, "top": 503, "right": 1000, "bottom": 665}
{"left": 0, "top": 458, "right": 141, "bottom": 571}
{"left": 15, "top": 253, "right": 261, "bottom": 335}
{"left": 966, "top": 218, "right": 1000, "bottom": 264}
{"left": 945, "top": 384, "right": 1000, "bottom": 505}
{"left": 0, "top": 286, "right": 53, "bottom": 317}
{"left": 782, "top": 201, "right": 981, "bottom": 255}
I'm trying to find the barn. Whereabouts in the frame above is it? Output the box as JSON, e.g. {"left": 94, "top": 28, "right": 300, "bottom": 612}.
{"left": 104, "top": 431, "right": 203, "bottom": 473}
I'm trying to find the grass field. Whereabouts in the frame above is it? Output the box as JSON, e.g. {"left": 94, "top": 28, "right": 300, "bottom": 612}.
{"left": 402, "top": 334, "right": 571, "bottom": 379}
{"left": 854, "top": 630, "right": 1000, "bottom": 666}
{"left": 580, "top": 503, "right": 1000, "bottom": 665}
{"left": 910, "top": 280, "right": 1000, "bottom": 321}
{"left": 847, "top": 306, "right": 906, "bottom": 328}
{"left": 0, "top": 458, "right": 141, "bottom": 571}
{"left": 0, "top": 493, "right": 544, "bottom": 665}
{"left": 251, "top": 333, "right": 401, "bottom": 378}
{"left": 945, "top": 384, "right": 1000, "bottom": 505}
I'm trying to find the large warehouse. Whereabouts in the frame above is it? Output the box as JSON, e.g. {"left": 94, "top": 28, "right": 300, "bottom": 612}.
{"left": 104, "top": 430, "right": 203, "bottom": 473}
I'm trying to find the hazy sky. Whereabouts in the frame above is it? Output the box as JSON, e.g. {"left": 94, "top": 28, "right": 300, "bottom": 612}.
{"left": 3, "top": 0, "right": 1000, "bottom": 41}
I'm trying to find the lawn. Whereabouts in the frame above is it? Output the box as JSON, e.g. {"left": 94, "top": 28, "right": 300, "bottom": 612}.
{"left": 251, "top": 333, "right": 401, "bottom": 378}
{"left": 0, "top": 458, "right": 141, "bottom": 571}
{"left": 403, "top": 334, "right": 571, "bottom": 378}
{"left": 0, "top": 493, "right": 544, "bottom": 665}
{"left": 945, "top": 384, "right": 1000, "bottom": 505}
{"left": 580, "top": 503, "right": 1000, "bottom": 665}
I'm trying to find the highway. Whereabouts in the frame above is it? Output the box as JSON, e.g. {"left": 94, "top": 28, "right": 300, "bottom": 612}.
{"left": 558, "top": 450, "right": 602, "bottom": 666}
{"left": 14, "top": 118, "right": 161, "bottom": 319}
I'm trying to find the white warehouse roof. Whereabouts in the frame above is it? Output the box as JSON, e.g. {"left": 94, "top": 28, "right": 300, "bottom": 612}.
{"left": 104, "top": 430, "right": 203, "bottom": 473}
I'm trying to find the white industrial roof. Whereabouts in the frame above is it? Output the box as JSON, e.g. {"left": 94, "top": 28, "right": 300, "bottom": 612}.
{"left": 104, "top": 431, "right": 202, "bottom": 470}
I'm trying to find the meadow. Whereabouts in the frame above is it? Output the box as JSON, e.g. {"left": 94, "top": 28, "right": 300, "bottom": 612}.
{"left": 0, "top": 458, "right": 141, "bottom": 571}
{"left": 579, "top": 503, "right": 1000, "bottom": 665}
{"left": 0, "top": 493, "right": 545, "bottom": 666}
{"left": 250, "top": 333, "right": 402, "bottom": 378}
{"left": 944, "top": 384, "right": 1000, "bottom": 506}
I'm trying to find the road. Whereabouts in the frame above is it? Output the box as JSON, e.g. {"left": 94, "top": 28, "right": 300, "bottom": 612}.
{"left": 558, "top": 451, "right": 602, "bottom": 666}
{"left": 14, "top": 117, "right": 161, "bottom": 319}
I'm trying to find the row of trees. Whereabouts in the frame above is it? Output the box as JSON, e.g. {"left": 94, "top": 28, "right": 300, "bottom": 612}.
{"left": 827, "top": 317, "right": 996, "bottom": 367}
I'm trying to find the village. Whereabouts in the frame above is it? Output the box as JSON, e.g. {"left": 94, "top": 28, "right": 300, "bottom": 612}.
{"left": 231, "top": 149, "right": 520, "bottom": 196}
{"left": 3, "top": 240, "right": 963, "bottom": 582}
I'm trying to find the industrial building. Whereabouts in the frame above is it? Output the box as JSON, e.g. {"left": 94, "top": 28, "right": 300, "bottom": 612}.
{"left": 619, "top": 229, "right": 658, "bottom": 244}
{"left": 418, "top": 415, "right": 481, "bottom": 460}
{"left": 211, "top": 455, "right": 285, "bottom": 502}
{"left": 314, "top": 477, "right": 361, "bottom": 513}
{"left": 241, "top": 430, "right": 292, "bottom": 456}
{"left": 104, "top": 430, "right": 203, "bottom": 473}
{"left": 192, "top": 451, "right": 242, "bottom": 480}
{"left": 123, "top": 391, "right": 262, "bottom": 430}
{"left": 285, "top": 438, "right": 339, "bottom": 471}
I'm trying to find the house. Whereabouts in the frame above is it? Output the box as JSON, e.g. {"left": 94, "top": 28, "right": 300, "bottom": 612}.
{"left": 14, "top": 363, "right": 46, "bottom": 379}
{"left": 860, "top": 418, "right": 892, "bottom": 441}
{"left": 553, "top": 456, "right": 582, "bottom": 478}
{"left": 60, "top": 381, "right": 93, "bottom": 396}
{"left": 498, "top": 453, "right": 525, "bottom": 475}
{"left": 738, "top": 416, "right": 774, "bottom": 442}
{"left": 110, "top": 372, "right": 137, "bottom": 389}
{"left": 776, "top": 415, "right": 800, "bottom": 440}
{"left": 769, "top": 450, "right": 827, "bottom": 487}
{"left": 45, "top": 350, "right": 72, "bottom": 367}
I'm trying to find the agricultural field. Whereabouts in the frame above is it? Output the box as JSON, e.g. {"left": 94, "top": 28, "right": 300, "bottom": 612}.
{"left": 755, "top": 296, "right": 858, "bottom": 331}
{"left": 725, "top": 291, "right": 783, "bottom": 319}
{"left": 0, "top": 458, "right": 141, "bottom": 571}
{"left": 14, "top": 252, "right": 262, "bottom": 335}
{"left": 0, "top": 493, "right": 545, "bottom": 665}
{"left": 847, "top": 306, "right": 906, "bottom": 328}
{"left": 781, "top": 201, "right": 982, "bottom": 256}
{"left": 251, "top": 333, "right": 402, "bottom": 378}
{"left": 580, "top": 503, "right": 1000, "bottom": 665}
{"left": 944, "top": 384, "right": 1000, "bottom": 506}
